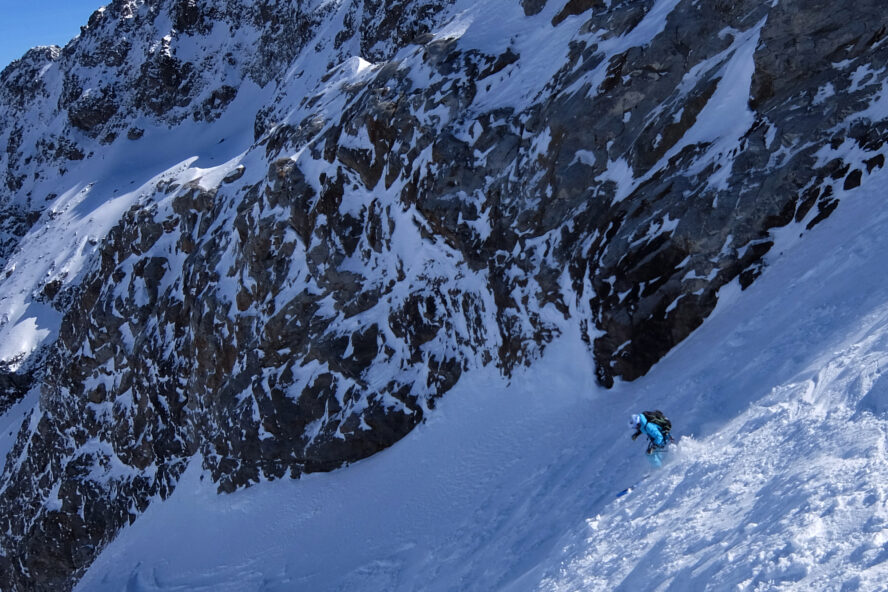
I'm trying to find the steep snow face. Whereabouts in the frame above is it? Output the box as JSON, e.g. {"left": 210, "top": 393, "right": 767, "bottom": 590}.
{"left": 1, "top": 0, "right": 888, "bottom": 589}
{"left": 540, "top": 174, "right": 888, "bottom": 592}
{"left": 74, "top": 161, "right": 888, "bottom": 592}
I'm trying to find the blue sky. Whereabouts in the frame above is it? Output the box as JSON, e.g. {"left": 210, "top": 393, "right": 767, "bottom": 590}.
{"left": 0, "top": 1, "right": 105, "bottom": 70}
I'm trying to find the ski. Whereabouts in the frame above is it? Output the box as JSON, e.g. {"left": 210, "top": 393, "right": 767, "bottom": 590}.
{"left": 615, "top": 474, "right": 649, "bottom": 498}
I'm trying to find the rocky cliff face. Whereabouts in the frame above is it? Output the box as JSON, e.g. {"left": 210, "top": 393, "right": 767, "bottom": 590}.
{"left": 1, "top": 0, "right": 886, "bottom": 589}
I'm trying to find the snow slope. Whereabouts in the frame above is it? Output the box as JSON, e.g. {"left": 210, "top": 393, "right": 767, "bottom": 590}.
{"left": 67, "top": 139, "right": 888, "bottom": 590}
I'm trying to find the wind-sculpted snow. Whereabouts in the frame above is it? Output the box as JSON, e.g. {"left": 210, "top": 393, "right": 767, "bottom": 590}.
{"left": 0, "top": 0, "right": 887, "bottom": 589}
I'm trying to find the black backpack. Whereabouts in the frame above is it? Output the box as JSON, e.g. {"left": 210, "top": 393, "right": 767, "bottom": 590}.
{"left": 643, "top": 410, "right": 672, "bottom": 437}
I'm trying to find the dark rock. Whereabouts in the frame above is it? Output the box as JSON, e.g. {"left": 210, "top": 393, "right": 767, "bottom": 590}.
{"left": 223, "top": 165, "right": 246, "bottom": 184}
{"left": 196, "top": 85, "right": 238, "bottom": 122}
{"left": 0, "top": 364, "right": 32, "bottom": 416}
{"left": 843, "top": 168, "right": 862, "bottom": 190}
{"left": 521, "top": 0, "right": 548, "bottom": 17}
{"left": 136, "top": 49, "right": 197, "bottom": 116}
{"left": 174, "top": 0, "right": 203, "bottom": 33}
{"left": 67, "top": 87, "right": 119, "bottom": 133}
{"left": 865, "top": 153, "right": 885, "bottom": 172}
{"left": 552, "top": 0, "right": 606, "bottom": 27}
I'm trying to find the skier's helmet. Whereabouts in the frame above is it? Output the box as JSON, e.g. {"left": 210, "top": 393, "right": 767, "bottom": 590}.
{"left": 628, "top": 414, "right": 641, "bottom": 429}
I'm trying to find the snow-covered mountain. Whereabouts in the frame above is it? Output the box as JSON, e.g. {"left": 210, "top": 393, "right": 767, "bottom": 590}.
{"left": 0, "top": 0, "right": 887, "bottom": 589}
{"left": 71, "top": 158, "right": 888, "bottom": 592}
{"left": 75, "top": 169, "right": 888, "bottom": 590}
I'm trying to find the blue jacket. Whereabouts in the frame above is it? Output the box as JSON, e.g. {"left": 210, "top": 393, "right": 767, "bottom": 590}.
{"left": 638, "top": 414, "right": 667, "bottom": 448}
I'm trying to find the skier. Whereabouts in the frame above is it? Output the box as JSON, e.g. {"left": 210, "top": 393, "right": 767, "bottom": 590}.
{"left": 628, "top": 410, "right": 673, "bottom": 468}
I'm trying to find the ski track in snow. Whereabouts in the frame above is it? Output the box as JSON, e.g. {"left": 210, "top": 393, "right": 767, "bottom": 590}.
{"left": 61, "top": 163, "right": 888, "bottom": 591}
